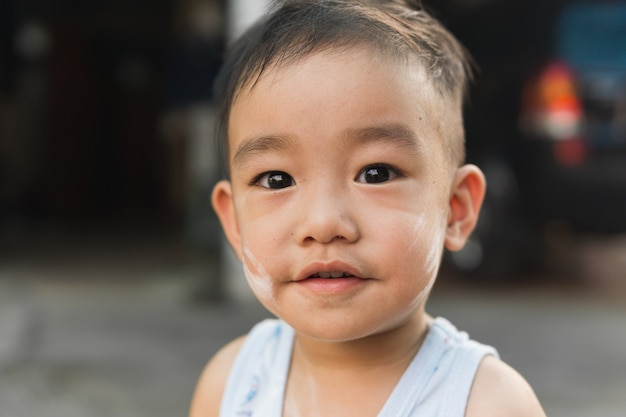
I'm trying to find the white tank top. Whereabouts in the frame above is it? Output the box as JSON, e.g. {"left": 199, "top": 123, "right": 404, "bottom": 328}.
{"left": 219, "top": 317, "right": 497, "bottom": 417}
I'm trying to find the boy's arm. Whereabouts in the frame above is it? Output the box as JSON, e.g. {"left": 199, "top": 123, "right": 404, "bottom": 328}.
{"left": 188, "top": 336, "right": 247, "bottom": 417}
{"left": 466, "top": 355, "right": 547, "bottom": 417}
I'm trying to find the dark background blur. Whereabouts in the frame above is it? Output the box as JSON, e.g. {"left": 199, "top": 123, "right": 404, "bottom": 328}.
{"left": 0, "top": 0, "right": 222, "bottom": 237}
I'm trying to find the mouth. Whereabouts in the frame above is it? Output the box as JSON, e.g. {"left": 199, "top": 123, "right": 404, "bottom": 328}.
{"left": 308, "top": 271, "right": 355, "bottom": 279}
{"left": 296, "top": 265, "right": 365, "bottom": 295}
{"left": 296, "top": 261, "right": 364, "bottom": 283}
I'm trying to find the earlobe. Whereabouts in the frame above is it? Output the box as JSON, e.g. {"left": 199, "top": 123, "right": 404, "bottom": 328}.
{"left": 212, "top": 180, "right": 243, "bottom": 260}
{"left": 444, "top": 164, "right": 486, "bottom": 252}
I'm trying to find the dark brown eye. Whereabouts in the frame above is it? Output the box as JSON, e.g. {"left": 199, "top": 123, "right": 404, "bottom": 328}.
{"left": 356, "top": 165, "right": 398, "bottom": 184}
{"left": 257, "top": 171, "right": 294, "bottom": 189}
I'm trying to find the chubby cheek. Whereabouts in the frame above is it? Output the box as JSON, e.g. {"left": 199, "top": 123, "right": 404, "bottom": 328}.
{"left": 418, "top": 215, "right": 448, "bottom": 279}
{"left": 236, "top": 216, "right": 289, "bottom": 309}
{"left": 384, "top": 211, "right": 447, "bottom": 301}
{"left": 241, "top": 246, "right": 274, "bottom": 302}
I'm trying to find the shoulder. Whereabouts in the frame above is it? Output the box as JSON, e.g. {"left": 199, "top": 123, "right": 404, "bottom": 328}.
{"left": 188, "top": 335, "right": 247, "bottom": 417}
{"left": 466, "top": 355, "right": 546, "bottom": 417}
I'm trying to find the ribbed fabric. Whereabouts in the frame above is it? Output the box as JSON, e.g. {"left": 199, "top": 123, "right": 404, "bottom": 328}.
{"left": 219, "top": 317, "right": 497, "bottom": 417}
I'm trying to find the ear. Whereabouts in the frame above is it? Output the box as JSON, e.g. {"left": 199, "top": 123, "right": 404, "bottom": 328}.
{"left": 444, "top": 164, "right": 486, "bottom": 252}
{"left": 212, "top": 180, "right": 243, "bottom": 261}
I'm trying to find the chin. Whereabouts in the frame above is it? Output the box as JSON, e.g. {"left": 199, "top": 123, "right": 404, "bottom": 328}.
{"left": 285, "top": 314, "right": 399, "bottom": 343}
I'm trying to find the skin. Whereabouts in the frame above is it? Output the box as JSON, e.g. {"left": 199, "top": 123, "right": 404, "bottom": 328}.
{"left": 189, "top": 46, "right": 546, "bottom": 417}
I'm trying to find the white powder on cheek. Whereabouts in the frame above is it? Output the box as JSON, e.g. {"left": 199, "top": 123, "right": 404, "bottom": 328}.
{"left": 406, "top": 213, "right": 426, "bottom": 252}
{"left": 242, "top": 247, "right": 275, "bottom": 302}
{"left": 412, "top": 267, "right": 437, "bottom": 308}
{"left": 405, "top": 214, "right": 446, "bottom": 307}
{"left": 406, "top": 213, "right": 445, "bottom": 275}
{"left": 424, "top": 220, "right": 446, "bottom": 277}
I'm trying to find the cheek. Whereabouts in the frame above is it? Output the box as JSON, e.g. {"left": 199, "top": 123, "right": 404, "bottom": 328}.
{"left": 399, "top": 212, "right": 446, "bottom": 257}
{"left": 382, "top": 214, "right": 446, "bottom": 313}
{"left": 422, "top": 217, "right": 447, "bottom": 277}
{"left": 236, "top": 204, "right": 290, "bottom": 292}
{"left": 237, "top": 198, "right": 291, "bottom": 243}
{"left": 405, "top": 213, "right": 427, "bottom": 252}
{"left": 393, "top": 212, "right": 447, "bottom": 285}
{"left": 241, "top": 246, "right": 275, "bottom": 303}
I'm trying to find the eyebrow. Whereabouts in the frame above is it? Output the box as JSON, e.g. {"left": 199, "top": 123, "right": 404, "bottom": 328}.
{"left": 232, "top": 123, "right": 421, "bottom": 166}
{"left": 232, "top": 134, "right": 295, "bottom": 166}
{"left": 344, "top": 124, "right": 422, "bottom": 153}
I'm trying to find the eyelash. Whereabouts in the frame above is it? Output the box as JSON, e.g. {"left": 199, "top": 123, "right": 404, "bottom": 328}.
{"left": 251, "top": 164, "right": 402, "bottom": 189}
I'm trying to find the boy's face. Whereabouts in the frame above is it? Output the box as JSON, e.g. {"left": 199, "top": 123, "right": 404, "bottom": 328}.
{"left": 213, "top": 47, "right": 483, "bottom": 342}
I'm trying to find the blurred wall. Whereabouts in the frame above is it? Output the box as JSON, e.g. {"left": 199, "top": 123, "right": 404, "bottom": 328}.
{"left": 0, "top": 0, "right": 225, "bottom": 235}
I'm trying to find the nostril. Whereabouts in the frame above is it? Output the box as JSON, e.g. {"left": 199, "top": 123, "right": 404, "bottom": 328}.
{"left": 292, "top": 210, "right": 360, "bottom": 245}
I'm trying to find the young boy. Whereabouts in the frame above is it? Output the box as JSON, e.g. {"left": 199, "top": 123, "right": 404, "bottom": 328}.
{"left": 190, "top": 1, "right": 546, "bottom": 416}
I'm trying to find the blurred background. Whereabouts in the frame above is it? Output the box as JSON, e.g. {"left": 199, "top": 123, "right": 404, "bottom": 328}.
{"left": 0, "top": 0, "right": 625, "bottom": 416}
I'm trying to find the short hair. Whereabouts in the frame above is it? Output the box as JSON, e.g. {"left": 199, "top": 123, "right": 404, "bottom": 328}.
{"left": 214, "top": 0, "right": 473, "bottom": 174}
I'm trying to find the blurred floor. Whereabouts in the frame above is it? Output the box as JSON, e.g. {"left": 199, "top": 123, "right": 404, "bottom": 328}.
{"left": 0, "top": 228, "right": 625, "bottom": 417}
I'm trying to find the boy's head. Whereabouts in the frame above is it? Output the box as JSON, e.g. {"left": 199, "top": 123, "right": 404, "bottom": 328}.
{"left": 211, "top": 0, "right": 486, "bottom": 341}
{"left": 215, "top": 0, "right": 473, "bottom": 174}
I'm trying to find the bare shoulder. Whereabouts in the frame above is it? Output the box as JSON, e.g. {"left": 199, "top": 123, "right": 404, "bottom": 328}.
{"left": 188, "top": 336, "right": 247, "bottom": 417}
{"left": 466, "top": 355, "right": 547, "bottom": 417}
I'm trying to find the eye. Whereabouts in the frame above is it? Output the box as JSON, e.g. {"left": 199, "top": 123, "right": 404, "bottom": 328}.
{"left": 356, "top": 165, "right": 399, "bottom": 184}
{"left": 255, "top": 171, "right": 295, "bottom": 189}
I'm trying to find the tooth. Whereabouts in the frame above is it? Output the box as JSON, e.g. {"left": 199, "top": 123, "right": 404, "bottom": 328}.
{"left": 314, "top": 271, "right": 352, "bottom": 278}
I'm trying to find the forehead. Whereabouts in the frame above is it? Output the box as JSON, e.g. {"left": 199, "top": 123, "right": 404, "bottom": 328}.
{"left": 234, "top": 44, "right": 426, "bottom": 104}
{"left": 227, "top": 46, "right": 456, "bottom": 167}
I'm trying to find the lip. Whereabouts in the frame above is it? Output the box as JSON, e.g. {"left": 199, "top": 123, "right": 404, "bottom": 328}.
{"left": 294, "top": 260, "right": 370, "bottom": 295}
{"left": 294, "top": 260, "right": 365, "bottom": 282}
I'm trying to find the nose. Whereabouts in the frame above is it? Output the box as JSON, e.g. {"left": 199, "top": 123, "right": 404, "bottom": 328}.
{"left": 292, "top": 181, "right": 360, "bottom": 245}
